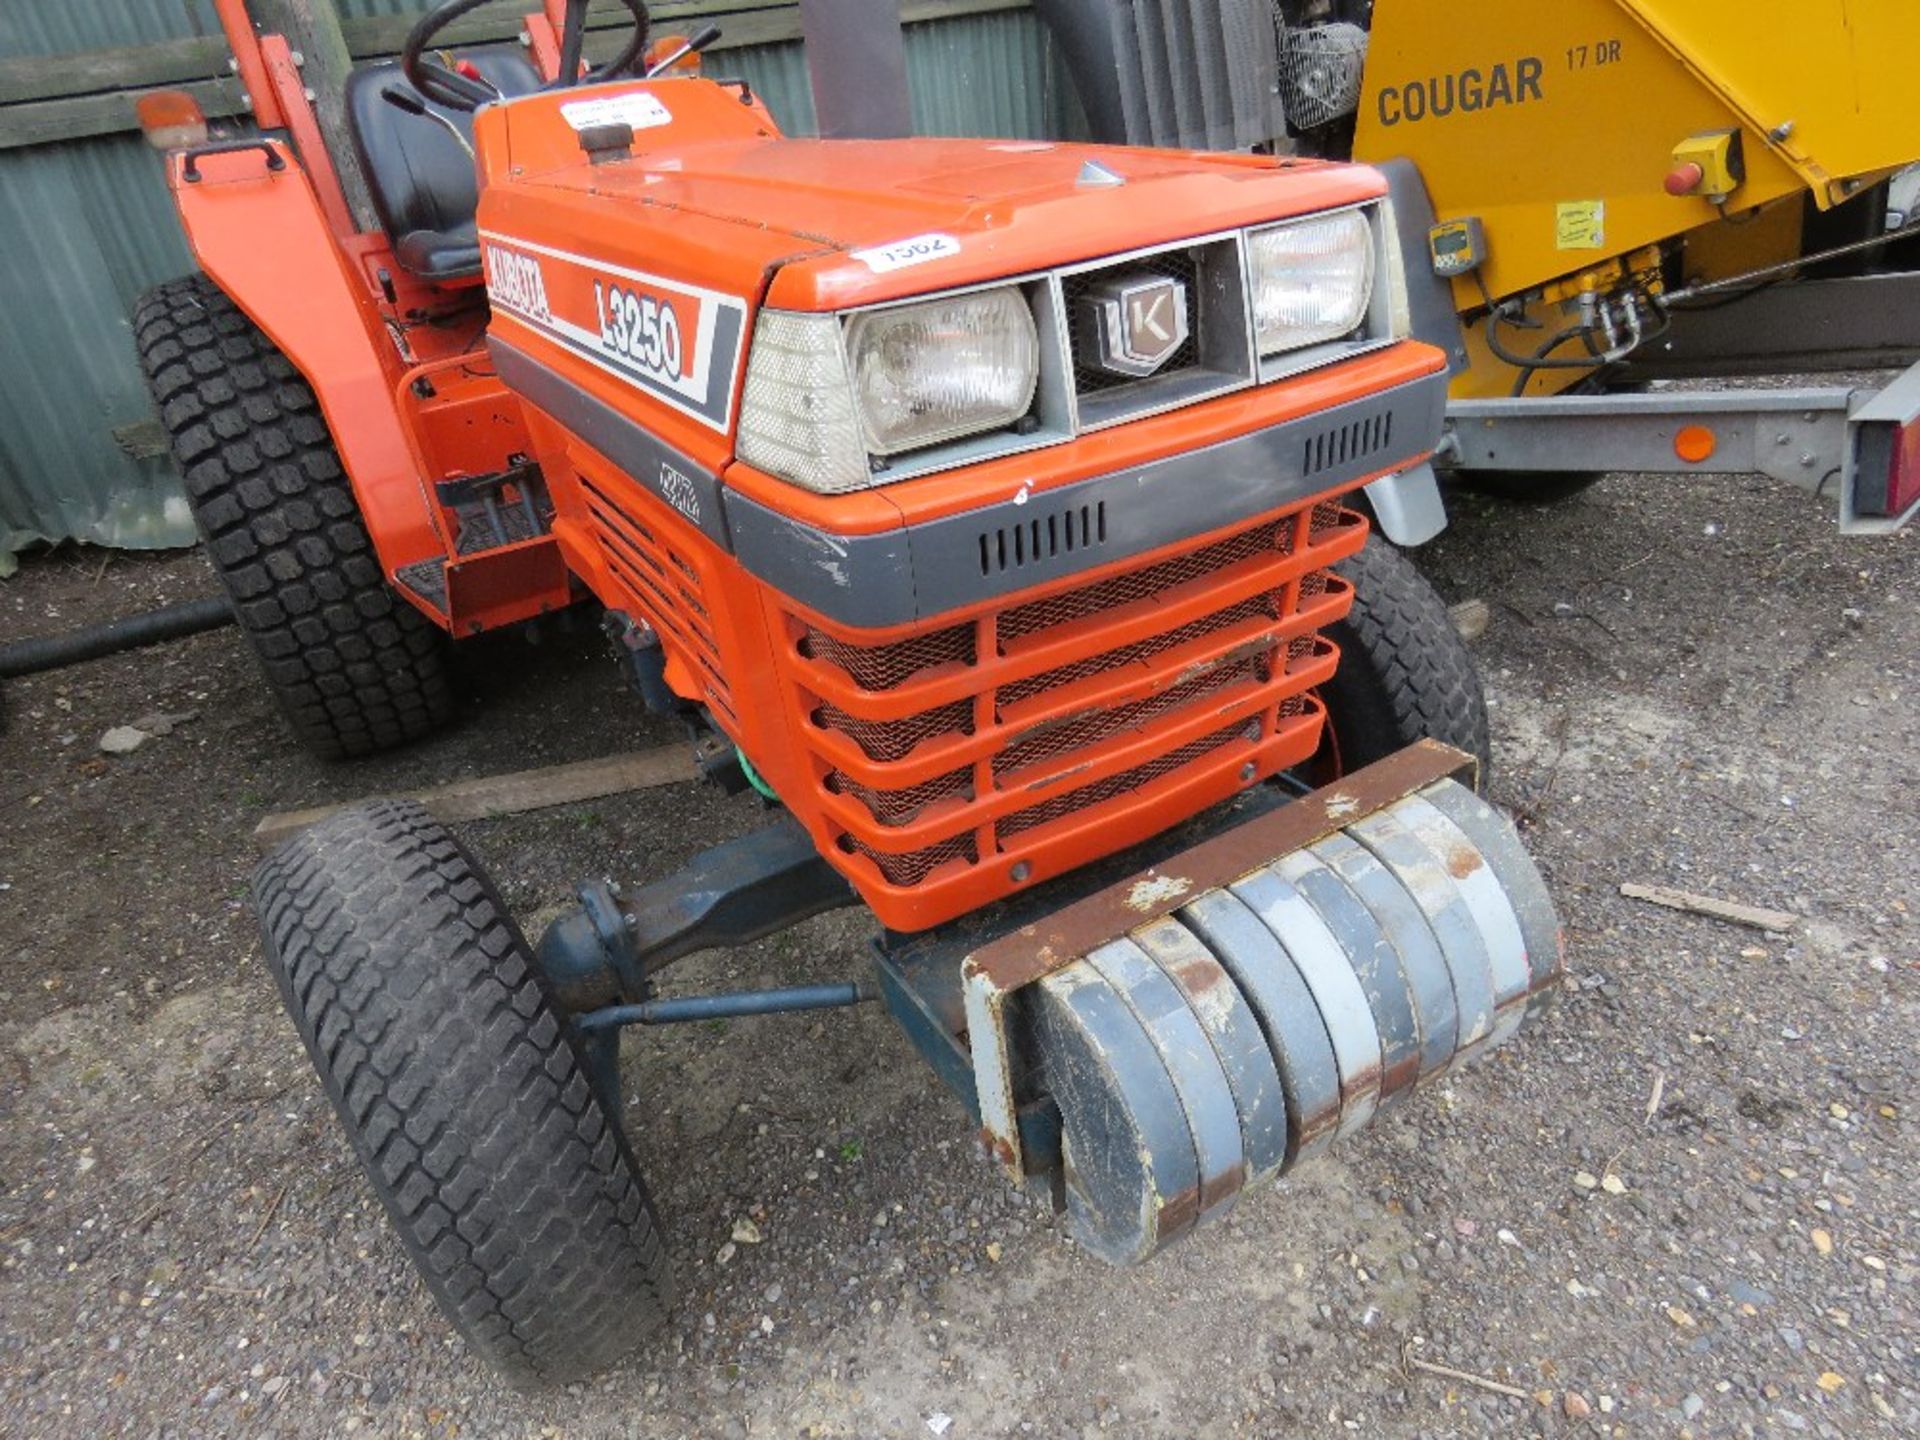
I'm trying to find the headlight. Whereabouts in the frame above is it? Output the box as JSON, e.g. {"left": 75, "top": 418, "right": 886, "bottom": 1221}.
{"left": 1247, "top": 210, "right": 1376, "bottom": 357}
{"left": 736, "top": 290, "right": 1039, "bottom": 495}
{"left": 845, "top": 289, "right": 1038, "bottom": 456}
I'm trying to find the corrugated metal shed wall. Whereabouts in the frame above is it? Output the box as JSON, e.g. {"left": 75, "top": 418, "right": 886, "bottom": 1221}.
{"left": 0, "top": 2, "right": 1079, "bottom": 562}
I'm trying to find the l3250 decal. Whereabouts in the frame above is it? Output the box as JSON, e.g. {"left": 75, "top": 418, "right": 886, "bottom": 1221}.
{"left": 479, "top": 233, "right": 747, "bottom": 433}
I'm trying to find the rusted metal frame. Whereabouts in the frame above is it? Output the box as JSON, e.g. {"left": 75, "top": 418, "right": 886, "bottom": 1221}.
{"left": 963, "top": 738, "right": 1479, "bottom": 1183}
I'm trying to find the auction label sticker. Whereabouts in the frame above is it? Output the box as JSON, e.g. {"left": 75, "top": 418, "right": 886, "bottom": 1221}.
{"left": 851, "top": 233, "right": 962, "bottom": 273}
{"left": 560, "top": 91, "right": 673, "bottom": 132}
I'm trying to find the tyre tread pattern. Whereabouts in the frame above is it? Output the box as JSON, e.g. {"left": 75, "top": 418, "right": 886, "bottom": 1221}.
{"left": 133, "top": 273, "right": 451, "bottom": 759}
{"left": 253, "top": 800, "right": 669, "bottom": 1387}
{"left": 1323, "top": 537, "right": 1492, "bottom": 776}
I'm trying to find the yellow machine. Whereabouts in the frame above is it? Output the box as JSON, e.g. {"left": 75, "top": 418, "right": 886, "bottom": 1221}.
{"left": 1040, "top": 0, "right": 1920, "bottom": 531}
{"left": 1352, "top": 0, "right": 1920, "bottom": 401}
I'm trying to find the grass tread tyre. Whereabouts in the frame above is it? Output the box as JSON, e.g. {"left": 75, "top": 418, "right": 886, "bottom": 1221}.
{"left": 253, "top": 800, "right": 670, "bottom": 1387}
{"left": 1320, "top": 536, "right": 1491, "bottom": 779}
{"left": 133, "top": 273, "right": 452, "bottom": 759}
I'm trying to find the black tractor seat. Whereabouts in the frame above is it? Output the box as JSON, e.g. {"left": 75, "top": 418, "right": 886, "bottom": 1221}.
{"left": 344, "top": 51, "right": 541, "bottom": 281}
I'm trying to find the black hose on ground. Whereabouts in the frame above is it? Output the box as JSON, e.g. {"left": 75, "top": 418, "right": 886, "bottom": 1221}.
{"left": 0, "top": 595, "right": 235, "bottom": 679}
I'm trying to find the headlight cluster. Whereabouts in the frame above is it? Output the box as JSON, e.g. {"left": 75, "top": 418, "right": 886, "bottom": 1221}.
{"left": 1246, "top": 209, "right": 1376, "bottom": 358}
{"left": 738, "top": 290, "right": 1039, "bottom": 496}
{"left": 737, "top": 207, "right": 1381, "bottom": 496}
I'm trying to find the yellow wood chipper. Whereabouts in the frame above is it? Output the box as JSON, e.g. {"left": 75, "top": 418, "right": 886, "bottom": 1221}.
{"left": 1041, "top": 0, "right": 1920, "bottom": 534}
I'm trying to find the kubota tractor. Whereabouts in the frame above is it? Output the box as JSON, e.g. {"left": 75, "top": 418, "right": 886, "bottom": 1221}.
{"left": 136, "top": 0, "right": 1563, "bottom": 1386}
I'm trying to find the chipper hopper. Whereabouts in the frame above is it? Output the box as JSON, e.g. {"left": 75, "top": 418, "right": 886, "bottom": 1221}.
{"left": 139, "top": 0, "right": 1565, "bottom": 1386}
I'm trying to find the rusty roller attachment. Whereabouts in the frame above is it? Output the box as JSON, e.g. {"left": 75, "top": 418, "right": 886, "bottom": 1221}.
{"left": 963, "top": 753, "right": 1564, "bottom": 1268}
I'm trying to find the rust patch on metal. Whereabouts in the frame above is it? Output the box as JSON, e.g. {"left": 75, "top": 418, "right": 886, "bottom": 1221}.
{"left": 980, "top": 1127, "right": 1018, "bottom": 1173}
{"left": 1198, "top": 1163, "right": 1245, "bottom": 1220}
{"left": 1377, "top": 1052, "right": 1421, "bottom": 1105}
{"left": 1443, "top": 841, "right": 1484, "bottom": 881}
{"left": 1154, "top": 1182, "right": 1203, "bottom": 1244}
{"left": 1167, "top": 952, "right": 1224, "bottom": 996}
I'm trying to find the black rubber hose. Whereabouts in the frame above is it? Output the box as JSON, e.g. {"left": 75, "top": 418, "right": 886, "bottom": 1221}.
{"left": 0, "top": 595, "right": 235, "bottom": 679}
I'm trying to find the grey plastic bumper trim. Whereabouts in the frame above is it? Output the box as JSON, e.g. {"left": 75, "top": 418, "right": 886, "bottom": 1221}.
{"left": 728, "top": 366, "right": 1448, "bottom": 629}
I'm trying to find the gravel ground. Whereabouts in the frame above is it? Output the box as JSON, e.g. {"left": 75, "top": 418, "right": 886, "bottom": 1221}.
{"left": 0, "top": 472, "right": 1914, "bottom": 1439}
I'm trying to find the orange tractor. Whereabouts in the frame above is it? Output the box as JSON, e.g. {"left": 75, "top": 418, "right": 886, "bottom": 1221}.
{"left": 139, "top": 0, "right": 1564, "bottom": 1385}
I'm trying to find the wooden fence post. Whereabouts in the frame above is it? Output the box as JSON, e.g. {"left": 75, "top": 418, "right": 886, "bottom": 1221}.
{"left": 246, "top": 0, "right": 382, "bottom": 233}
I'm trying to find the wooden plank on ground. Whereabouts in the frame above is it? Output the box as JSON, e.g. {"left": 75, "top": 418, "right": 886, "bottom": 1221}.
{"left": 252, "top": 745, "right": 697, "bottom": 850}
{"left": 1619, "top": 882, "right": 1798, "bottom": 934}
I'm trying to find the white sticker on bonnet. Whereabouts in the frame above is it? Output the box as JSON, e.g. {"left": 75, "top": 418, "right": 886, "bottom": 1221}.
{"left": 559, "top": 91, "right": 673, "bottom": 133}
{"left": 850, "top": 233, "right": 962, "bottom": 273}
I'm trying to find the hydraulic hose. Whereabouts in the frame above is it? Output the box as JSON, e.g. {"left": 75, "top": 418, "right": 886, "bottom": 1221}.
{"left": 0, "top": 594, "right": 235, "bottom": 679}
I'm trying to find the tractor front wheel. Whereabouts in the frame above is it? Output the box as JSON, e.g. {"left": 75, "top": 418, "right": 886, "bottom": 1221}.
{"left": 1314, "top": 536, "right": 1491, "bottom": 782}
{"left": 253, "top": 801, "right": 671, "bottom": 1387}
{"left": 134, "top": 274, "right": 453, "bottom": 759}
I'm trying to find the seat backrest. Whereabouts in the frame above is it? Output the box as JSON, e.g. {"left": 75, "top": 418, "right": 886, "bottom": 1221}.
{"left": 344, "top": 51, "right": 542, "bottom": 278}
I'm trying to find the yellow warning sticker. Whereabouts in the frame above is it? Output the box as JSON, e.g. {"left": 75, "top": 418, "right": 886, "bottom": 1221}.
{"left": 1556, "top": 200, "right": 1606, "bottom": 250}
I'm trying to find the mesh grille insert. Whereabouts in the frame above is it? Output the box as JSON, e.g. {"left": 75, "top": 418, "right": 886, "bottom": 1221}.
{"left": 995, "top": 654, "right": 1263, "bottom": 779}
{"left": 1000, "top": 721, "right": 1253, "bottom": 841}
{"left": 999, "top": 590, "right": 1282, "bottom": 709}
{"left": 801, "top": 621, "right": 975, "bottom": 692}
{"left": 1000, "top": 515, "right": 1293, "bottom": 645}
{"left": 844, "top": 831, "right": 980, "bottom": 888}
{"left": 796, "top": 504, "right": 1362, "bottom": 897}
{"left": 829, "top": 765, "right": 975, "bottom": 828}
{"left": 815, "top": 697, "right": 975, "bottom": 763}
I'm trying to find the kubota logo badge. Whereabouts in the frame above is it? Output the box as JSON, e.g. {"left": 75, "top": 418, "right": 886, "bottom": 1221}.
{"left": 478, "top": 231, "right": 749, "bottom": 433}
{"left": 1077, "top": 271, "right": 1190, "bottom": 379}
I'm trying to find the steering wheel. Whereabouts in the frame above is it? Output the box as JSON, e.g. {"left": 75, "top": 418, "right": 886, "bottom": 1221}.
{"left": 401, "top": 0, "right": 652, "bottom": 112}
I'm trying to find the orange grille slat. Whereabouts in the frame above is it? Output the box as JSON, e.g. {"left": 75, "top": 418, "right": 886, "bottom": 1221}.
{"left": 581, "top": 475, "right": 735, "bottom": 717}
{"left": 773, "top": 497, "right": 1369, "bottom": 928}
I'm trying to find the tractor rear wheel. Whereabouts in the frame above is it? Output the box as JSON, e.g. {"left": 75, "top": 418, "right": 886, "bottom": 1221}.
{"left": 1314, "top": 536, "right": 1491, "bottom": 782}
{"left": 134, "top": 274, "right": 452, "bottom": 759}
{"left": 253, "top": 800, "right": 671, "bottom": 1387}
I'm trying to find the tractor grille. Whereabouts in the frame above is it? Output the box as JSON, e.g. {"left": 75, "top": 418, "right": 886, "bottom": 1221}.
{"left": 580, "top": 473, "right": 735, "bottom": 719}
{"left": 782, "top": 494, "right": 1368, "bottom": 918}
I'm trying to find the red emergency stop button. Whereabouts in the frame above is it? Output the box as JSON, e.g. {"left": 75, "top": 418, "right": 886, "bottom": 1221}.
{"left": 1665, "top": 162, "right": 1705, "bottom": 197}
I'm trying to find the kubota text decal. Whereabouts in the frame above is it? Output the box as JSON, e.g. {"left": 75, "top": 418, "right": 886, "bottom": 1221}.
{"left": 478, "top": 234, "right": 747, "bottom": 432}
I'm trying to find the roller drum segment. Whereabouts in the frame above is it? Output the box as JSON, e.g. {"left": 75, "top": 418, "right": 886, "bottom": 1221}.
{"left": 1233, "top": 858, "right": 1385, "bottom": 1139}
{"left": 1309, "top": 830, "right": 1461, "bottom": 1085}
{"left": 1129, "top": 916, "right": 1292, "bottom": 1186}
{"left": 1180, "top": 887, "right": 1346, "bottom": 1165}
{"left": 1277, "top": 846, "right": 1427, "bottom": 1108}
{"left": 1415, "top": 782, "right": 1564, "bottom": 1008}
{"left": 1343, "top": 808, "right": 1505, "bottom": 1050}
{"left": 1084, "top": 938, "right": 1247, "bottom": 1225}
{"left": 1018, "top": 780, "right": 1563, "bottom": 1265}
{"left": 1034, "top": 961, "right": 1205, "bottom": 1265}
